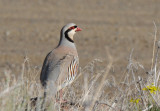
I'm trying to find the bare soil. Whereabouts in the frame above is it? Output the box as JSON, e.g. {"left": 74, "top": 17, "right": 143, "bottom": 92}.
{"left": 0, "top": 0, "right": 160, "bottom": 80}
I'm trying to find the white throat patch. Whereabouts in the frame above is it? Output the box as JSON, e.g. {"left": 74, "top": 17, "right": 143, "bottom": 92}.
{"left": 67, "top": 29, "right": 76, "bottom": 40}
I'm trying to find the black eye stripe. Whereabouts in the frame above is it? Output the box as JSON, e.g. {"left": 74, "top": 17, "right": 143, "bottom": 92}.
{"left": 69, "top": 26, "right": 77, "bottom": 30}
{"left": 64, "top": 25, "right": 78, "bottom": 43}
{"left": 64, "top": 26, "right": 76, "bottom": 43}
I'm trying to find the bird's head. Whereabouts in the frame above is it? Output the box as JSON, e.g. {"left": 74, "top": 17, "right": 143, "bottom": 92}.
{"left": 61, "top": 23, "right": 82, "bottom": 43}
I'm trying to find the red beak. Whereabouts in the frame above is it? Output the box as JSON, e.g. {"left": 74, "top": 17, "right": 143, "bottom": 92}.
{"left": 75, "top": 27, "right": 82, "bottom": 32}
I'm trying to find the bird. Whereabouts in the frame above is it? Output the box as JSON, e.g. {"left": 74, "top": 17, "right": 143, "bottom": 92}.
{"left": 40, "top": 23, "right": 82, "bottom": 101}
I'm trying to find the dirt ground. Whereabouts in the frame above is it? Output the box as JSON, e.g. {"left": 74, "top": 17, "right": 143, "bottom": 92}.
{"left": 0, "top": 0, "right": 160, "bottom": 79}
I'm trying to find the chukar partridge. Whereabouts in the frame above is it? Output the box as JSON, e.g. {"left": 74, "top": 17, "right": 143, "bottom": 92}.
{"left": 40, "top": 23, "right": 81, "bottom": 97}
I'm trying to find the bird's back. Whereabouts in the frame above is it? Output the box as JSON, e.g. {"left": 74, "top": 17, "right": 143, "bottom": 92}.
{"left": 40, "top": 45, "right": 79, "bottom": 91}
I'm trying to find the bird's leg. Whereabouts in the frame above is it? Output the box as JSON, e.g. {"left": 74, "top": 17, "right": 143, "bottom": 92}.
{"left": 59, "top": 89, "right": 67, "bottom": 103}
{"left": 56, "top": 89, "right": 67, "bottom": 104}
{"left": 59, "top": 89, "right": 63, "bottom": 101}
{"left": 41, "top": 92, "right": 47, "bottom": 110}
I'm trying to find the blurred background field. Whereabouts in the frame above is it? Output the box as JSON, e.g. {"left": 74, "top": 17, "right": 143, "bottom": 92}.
{"left": 0, "top": 0, "right": 160, "bottom": 80}
{"left": 1, "top": 0, "right": 160, "bottom": 110}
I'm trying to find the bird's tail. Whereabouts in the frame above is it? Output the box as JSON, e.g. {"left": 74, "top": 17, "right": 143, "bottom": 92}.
{"left": 41, "top": 91, "right": 47, "bottom": 111}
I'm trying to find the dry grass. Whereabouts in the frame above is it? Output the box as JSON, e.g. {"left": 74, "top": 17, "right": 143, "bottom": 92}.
{"left": 1, "top": 41, "right": 160, "bottom": 111}
{"left": 1, "top": 27, "right": 160, "bottom": 110}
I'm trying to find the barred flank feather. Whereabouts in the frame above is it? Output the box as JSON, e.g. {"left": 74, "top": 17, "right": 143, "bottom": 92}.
{"left": 67, "top": 59, "right": 78, "bottom": 83}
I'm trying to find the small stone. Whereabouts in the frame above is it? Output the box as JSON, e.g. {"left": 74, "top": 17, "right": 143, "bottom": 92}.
{"left": 5, "top": 31, "right": 10, "bottom": 36}
{"left": 158, "top": 41, "right": 160, "bottom": 48}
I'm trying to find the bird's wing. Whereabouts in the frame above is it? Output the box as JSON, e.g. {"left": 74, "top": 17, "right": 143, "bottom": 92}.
{"left": 40, "top": 51, "right": 79, "bottom": 90}
{"left": 40, "top": 50, "right": 59, "bottom": 87}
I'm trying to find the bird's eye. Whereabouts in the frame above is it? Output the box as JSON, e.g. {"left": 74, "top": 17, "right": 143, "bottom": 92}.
{"left": 69, "top": 26, "right": 75, "bottom": 30}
